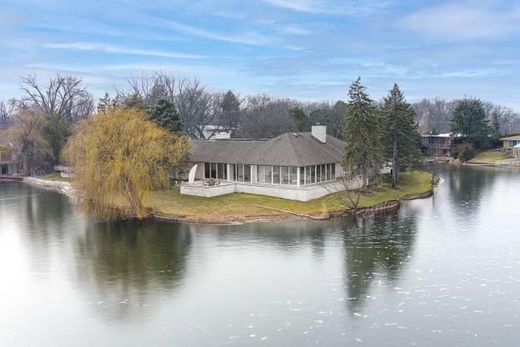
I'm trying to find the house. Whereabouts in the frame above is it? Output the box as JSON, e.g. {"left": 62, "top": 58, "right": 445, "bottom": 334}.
{"left": 513, "top": 144, "right": 520, "bottom": 159}
{"left": 0, "top": 139, "right": 17, "bottom": 176}
{"left": 180, "top": 125, "right": 360, "bottom": 201}
{"left": 1, "top": 145, "right": 18, "bottom": 176}
{"left": 0, "top": 128, "right": 17, "bottom": 176}
{"left": 201, "top": 125, "right": 232, "bottom": 140}
{"left": 500, "top": 134, "right": 520, "bottom": 150}
{"left": 420, "top": 133, "right": 455, "bottom": 158}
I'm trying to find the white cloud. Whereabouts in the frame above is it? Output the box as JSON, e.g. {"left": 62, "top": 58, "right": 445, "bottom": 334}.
{"left": 156, "top": 19, "right": 276, "bottom": 46}
{"left": 279, "top": 25, "right": 314, "bottom": 36}
{"left": 262, "top": 0, "right": 320, "bottom": 13}
{"left": 43, "top": 42, "right": 205, "bottom": 59}
{"left": 401, "top": 4, "right": 520, "bottom": 40}
{"left": 261, "top": 0, "right": 389, "bottom": 15}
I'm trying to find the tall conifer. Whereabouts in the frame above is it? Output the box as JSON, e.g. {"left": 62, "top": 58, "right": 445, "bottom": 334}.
{"left": 342, "top": 78, "right": 382, "bottom": 190}
{"left": 381, "top": 84, "right": 421, "bottom": 187}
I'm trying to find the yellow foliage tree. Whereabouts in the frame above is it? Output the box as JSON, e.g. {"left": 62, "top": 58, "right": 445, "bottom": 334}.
{"left": 64, "top": 107, "right": 190, "bottom": 219}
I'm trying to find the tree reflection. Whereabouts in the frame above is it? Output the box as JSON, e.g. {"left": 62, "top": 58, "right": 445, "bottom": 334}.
{"left": 342, "top": 212, "right": 418, "bottom": 314}
{"left": 73, "top": 220, "right": 192, "bottom": 321}
{"left": 10, "top": 182, "right": 76, "bottom": 273}
{"left": 447, "top": 166, "right": 496, "bottom": 209}
{"left": 214, "top": 220, "right": 328, "bottom": 257}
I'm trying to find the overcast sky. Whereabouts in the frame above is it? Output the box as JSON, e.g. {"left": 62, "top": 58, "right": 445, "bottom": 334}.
{"left": 1, "top": 0, "right": 519, "bottom": 109}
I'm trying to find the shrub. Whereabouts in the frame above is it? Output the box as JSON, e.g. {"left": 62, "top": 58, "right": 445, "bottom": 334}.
{"left": 457, "top": 145, "right": 476, "bottom": 162}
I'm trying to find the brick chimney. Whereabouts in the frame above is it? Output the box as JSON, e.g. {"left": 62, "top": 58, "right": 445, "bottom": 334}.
{"left": 311, "top": 125, "right": 327, "bottom": 143}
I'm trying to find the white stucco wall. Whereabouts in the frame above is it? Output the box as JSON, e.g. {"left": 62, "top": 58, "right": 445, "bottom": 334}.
{"left": 180, "top": 182, "right": 236, "bottom": 198}
{"left": 181, "top": 177, "right": 362, "bottom": 202}
{"left": 190, "top": 163, "right": 205, "bottom": 180}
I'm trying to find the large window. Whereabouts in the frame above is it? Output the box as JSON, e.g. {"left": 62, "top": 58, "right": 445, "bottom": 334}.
{"left": 257, "top": 165, "right": 266, "bottom": 183}
{"left": 204, "top": 162, "right": 221, "bottom": 179}
{"left": 290, "top": 167, "right": 298, "bottom": 185}
{"left": 244, "top": 165, "right": 251, "bottom": 182}
{"left": 305, "top": 166, "right": 312, "bottom": 184}
{"left": 217, "top": 163, "right": 226, "bottom": 180}
{"left": 205, "top": 163, "right": 210, "bottom": 179}
{"left": 281, "top": 167, "right": 289, "bottom": 184}
{"left": 237, "top": 164, "right": 244, "bottom": 181}
{"left": 266, "top": 166, "right": 273, "bottom": 183}
{"left": 299, "top": 163, "right": 336, "bottom": 185}
{"left": 256, "top": 165, "right": 298, "bottom": 185}
{"left": 273, "top": 166, "right": 280, "bottom": 184}
{"left": 229, "top": 164, "right": 251, "bottom": 182}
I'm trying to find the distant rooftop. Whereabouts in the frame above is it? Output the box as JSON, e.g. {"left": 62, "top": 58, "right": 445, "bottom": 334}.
{"left": 500, "top": 134, "right": 520, "bottom": 141}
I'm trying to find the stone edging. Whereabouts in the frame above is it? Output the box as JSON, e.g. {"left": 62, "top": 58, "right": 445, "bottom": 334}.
{"left": 23, "top": 177, "right": 79, "bottom": 200}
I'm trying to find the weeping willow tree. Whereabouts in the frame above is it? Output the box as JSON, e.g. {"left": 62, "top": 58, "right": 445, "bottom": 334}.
{"left": 64, "top": 107, "right": 190, "bottom": 219}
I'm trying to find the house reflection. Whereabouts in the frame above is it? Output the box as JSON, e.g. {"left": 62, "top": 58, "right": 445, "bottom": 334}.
{"left": 342, "top": 212, "right": 418, "bottom": 314}
{"left": 213, "top": 220, "right": 329, "bottom": 258}
{"left": 73, "top": 220, "right": 192, "bottom": 321}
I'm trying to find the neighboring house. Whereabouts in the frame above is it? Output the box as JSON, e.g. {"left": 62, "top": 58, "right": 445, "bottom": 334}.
{"left": 0, "top": 128, "right": 17, "bottom": 176}
{"left": 513, "top": 144, "right": 520, "bottom": 159}
{"left": 201, "top": 125, "right": 232, "bottom": 140}
{"left": 0, "top": 145, "right": 17, "bottom": 176}
{"left": 420, "top": 133, "right": 455, "bottom": 158}
{"left": 181, "top": 125, "right": 359, "bottom": 201}
{"left": 500, "top": 135, "right": 520, "bottom": 150}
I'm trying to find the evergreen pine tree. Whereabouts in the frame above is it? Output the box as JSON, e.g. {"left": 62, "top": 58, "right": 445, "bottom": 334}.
{"left": 290, "top": 106, "right": 309, "bottom": 131}
{"left": 451, "top": 99, "right": 489, "bottom": 149}
{"left": 220, "top": 90, "right": 240, "bottom": 130}
{"left": 150, "top": 97, "right": 183, "bottom": 132}
{"left": 342, "top": 78, "right": 383, "bottom": 190}
{"left": 381, "top": 84, "right": 421, "bottom": 187}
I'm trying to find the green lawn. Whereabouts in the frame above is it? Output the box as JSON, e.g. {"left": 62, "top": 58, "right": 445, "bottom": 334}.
{"left": 41, "top": 169, "right": 433, "bottom": 223}
{"left": 467, "top": 151, "right": 512, "bottom": 165}
{"left": 37, "top": 173, "right": 71, "bottom": 182}
{"left": 147, "top": 170, "right": 433, "bottom": 223}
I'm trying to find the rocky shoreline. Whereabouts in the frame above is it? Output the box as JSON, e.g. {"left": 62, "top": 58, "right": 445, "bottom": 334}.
{"left": 23, "top": 177, "right": 80, "bottom": 200}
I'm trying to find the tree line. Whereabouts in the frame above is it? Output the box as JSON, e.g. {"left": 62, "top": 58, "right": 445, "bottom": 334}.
{"left": 1, "top": 72, "right": 519, "bottom": 177}
{"left": 1, "top": 72, "right": 510, "bottom": 218}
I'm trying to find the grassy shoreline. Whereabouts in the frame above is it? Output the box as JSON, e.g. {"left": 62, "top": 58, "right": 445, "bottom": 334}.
{"left": 466, "top": 151, "right": 512, "bottom": 165}
{"left": 35, "top": 170, "right": 433, "bottom": 224}
{"left": 146, "top": 170, "right": 433, "bottom": 223}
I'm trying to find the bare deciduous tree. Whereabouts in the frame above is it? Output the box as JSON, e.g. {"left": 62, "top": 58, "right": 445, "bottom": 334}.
{"left": 239, "top": 95, "right": 296, "bottom": 138}
{"left": 19, "top": 74, "right": 94, "bottom": 123}
{"left": 118, "top": 73, "right": 226, "bottom": 139}
{"left": 176, "top": 78, "right": 219, "bottom": 138}
{"left": 0, "top": 99, "right": 16, "bottom": 128}
{"left": 413, "top": 98, "right": 456, "bottom": 134}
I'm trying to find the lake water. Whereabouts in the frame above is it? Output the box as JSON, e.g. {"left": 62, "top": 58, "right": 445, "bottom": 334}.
{"left": 1, "top": 166, "right": 520, "bottom": 346}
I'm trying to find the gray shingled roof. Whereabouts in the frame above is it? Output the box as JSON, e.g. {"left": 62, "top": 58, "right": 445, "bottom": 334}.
{"left": 189, "top": 132, "right": 345, "bottom": 166}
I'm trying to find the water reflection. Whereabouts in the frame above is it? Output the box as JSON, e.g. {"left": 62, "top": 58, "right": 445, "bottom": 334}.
{"left": 447, "top": 166, "right": 496, "bottom": 210}
{"left": 4, "top": 167, "right": 520, "bottom": 346}
{"left": 73, "top": 220, "right": 192, "bottom": 321}
{"left": 343, "top": 213, "right": 418, "bottom": 314}
{"left": 214, "top": 221, "right": 329, "bottom": 257}
{"left": 3, "top": 182, "right": 78, "bottom": 274}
